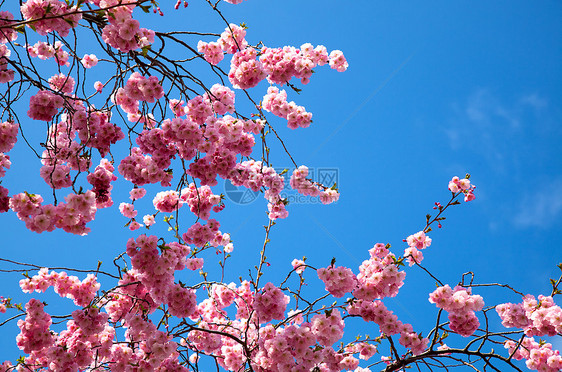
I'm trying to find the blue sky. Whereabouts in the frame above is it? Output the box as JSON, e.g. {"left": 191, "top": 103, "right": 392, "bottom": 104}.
{"left": 0, "top": 0, "right": 561, "bottom": 368}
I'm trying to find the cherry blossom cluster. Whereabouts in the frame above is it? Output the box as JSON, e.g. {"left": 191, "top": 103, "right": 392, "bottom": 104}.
{"left": 255, "top": 323, "right": 353, "bottom": 371}
{"left": 101, "top": 0, "right": 155, "bottom": 52}
{"left": 197, "top": 40, "right": 224, "bottom": 65}
{"left": 260, "top": 43, "right": 343, "bottom": 85}
{"left": 448, "top": 175, "right": 476, "bottom": 202}
{"left": 403, "top": 230, "right": 432, "bottom": 266}
{"left": 262, "top": 86, "right": 313, "bottom": 129}
{"left": 200, "top": 24, "right": 347, "bottom": 91}
{"left": 71, "top": 105, "right": 125, "bottom": 157}
{"left": 496, "top": 294, "right": 562, "bottom": 336}
{"left": 0, "top": 11, "right": 17, "bottom": 44}
{"left": 27, "top": 41, "right": 69, "bottom": 66}
{"left": 17, "top": 310, "right": 115, "bottom": 371}
{"left": 9, "top": 190, "right": 97, "bottom": 235}
{"left": 0, "top": 152, "right": 10, "bottom": 178}
{"left": 152, "top": 190, "right": 181, "bottom": 213}
{"left": 0, "top": 185, "right": 8, "bottom": 213}
{"left": 120, "top": 103, "right": 260, "bottom": 191}
{"left": 183, "top": 138, "right": 246, "bottom": 186}
{"left": 354, "top": 243, "right": 406, "bottom": 300}
{"left": 183, "top": 296, "right": 372, "bottom": 371}
{"left": 260, "top": 45, "right": 317, "bottom": 85}
{"left": 159, "top": 117, "right": 203, "bottom": 161}
{"left": 0, "top": 121, "right": 17, "bottom": 154}
{"left": 87, "top": 159, "right": 117, "bottom": 208}
{"left": 81, "top": 53, "right": 98, "bottom": 68}
{"left": 290, "top": 165, "right": 340, "bottom": 204}
{"left": 182, "top": 218, "right": 231, "bottom": 249}
{"left": 16, "top": 299, "right": 53, "bottom": 354}
{"left": 198, "top": 23, "right": 249, "bottom": 66}
{"left": 27, "top": 90, "right": 64, "bottom": 122}
{"left": 186, "top": 95, "right": 213, "bottom": 125}
{"left": 71, "top": 307, "right": 109, "bottom": 336}
{"left": 267, "top": 199, "right": 289, "bottom": 220}
{"left": 210, "top": 282, "right": 237, "bottom": 309}
{"left": 102, "top": 269, "right": 158, "bottom": 322}
{"left": 228, "top": 159, "right": 287, "bottom": 219}
{"left": 125, "top": 235, "right": 197, "bottom": 317}
{"left": 168, "top": 99, "right": 186, "bottom": 116}
{"left": 254, "top": 282, "right": 290, "bottom": 323}
{"left": 19, "top": 268, "right": 100, "bottom": 307}
{"left": 112, "top": 86, "right": 139, "bottom": 115}
{"left": 136, "top": 127, "right": 177, "bottom": 167}
{"left": 48, "top": 73, "right": 75, "bottom": 94}
{"left": 36, "top": 312, "right": 116, "bottom": 371}
{"left": 347, "top": 299, "right": 429, "bottom": 355}
{"left": 228, "top": 47, "right": 266, "bottom": 89}
{"left": 205, "top": 84, "right": 236, "bottom": 115}
{"left": 345, "top": 342, "right": 378, "bottom": 361}
{"left": 124, "top": 72, "right": 164, "bottom": 103}
{"left": 182, "top": 115, "right": 260, "bottom": 185}
{"left": 113, "top": 313, "right": 181, "bottom": 370}
{"left": 505, "top": 337, "right": 562, "bottom": 372}
{"left": 311, "top": 308, "right": 345, "bottom": 346}
{"left": 180, "top": 182, "right": 223, "bottom": 220}
{"left": 0, "top": 44, "right": 14, "bottom": 83}
{"left": 318, "top": 265, "right": 358, "bottom": 298}
{"left": 429, "top": 285, "right": 484, "bottom": 336}
{"left": 40, "top": 121, "right": 90, "bottom": 189}
{"left": 17, "top": 292, "right": 182, "bottom": 370}
{"left": 20, "top": 0, "right": 81, "bottom": 37}
{"left": 328, "top": 50, "right": 349, "bottom": 72}
{"left": 219, "top": 23, "right": 248, "bottom": 54}
{"left": 118, "top": 147, "right": 173, "bottom": 186}
{"left": 119, "top": 202, "right": 137, "bottom": 219}
{"left": 185, "top": 322, "right": 223, "bottom": 358}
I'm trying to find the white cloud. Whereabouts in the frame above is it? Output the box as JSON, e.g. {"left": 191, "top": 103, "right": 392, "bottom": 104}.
{"left": 445, "top": 89, "right": 550, "bottom": 174}
{"left": 520, "top": 93, "right": 548, "bottom": 111}
{"left": 513, "top": 178, "right": 562, "bottom": 228}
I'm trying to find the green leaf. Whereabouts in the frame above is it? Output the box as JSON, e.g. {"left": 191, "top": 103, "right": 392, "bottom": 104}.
{"left": 141, "top": 45, "right": 151, "bottom": 57}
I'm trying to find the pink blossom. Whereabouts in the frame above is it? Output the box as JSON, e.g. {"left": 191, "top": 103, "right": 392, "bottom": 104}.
{"left": 329, "top": 50, "right": 348, "bottom": 72}
{"left": 119, "top": 202, "right": 137, "bottom": 218}
{"left": 143, "top": 214, "right": 155, "bottom": 227}
{"left": 291, "top": 259, "right": 306, "bottom": 274}
{"left": 153, "top": 190, "right": 182, "bottom": 213}
{"left": 27, "top": 90, "right": 64, "bottom": 121}
{"left": 129, "top": 187, "right": 147, "bottom": 200}
{"left": 81, "top": 53, "right": 98, "bottom": 68}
